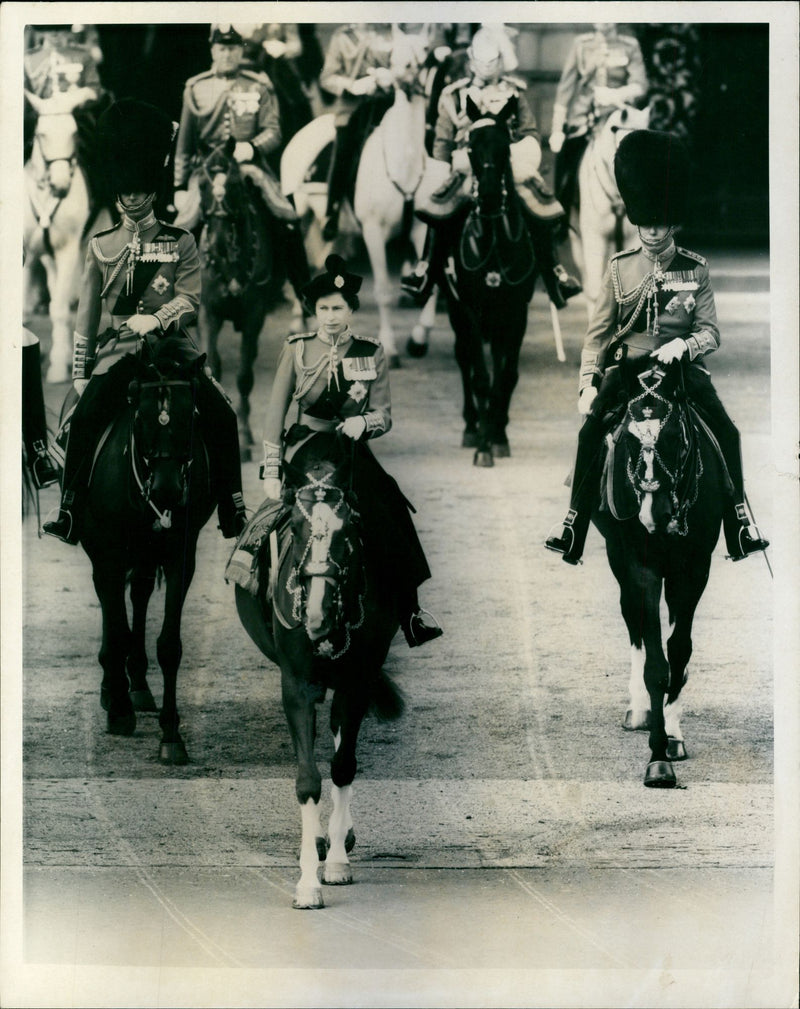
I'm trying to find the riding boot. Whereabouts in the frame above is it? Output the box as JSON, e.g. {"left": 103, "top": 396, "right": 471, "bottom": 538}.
{"left": 723, "top": 502, "right": 770, "bottom": 561}
{"left": 401, "top": 224, "right": 451, "bottom": 305}
{"left": 22, "top": 340, "right": 59, "bottom": 488}
{"left": 323, "top": 125, "right": 353, "bottom": 242}
{"left": 399, "top": 589, "right": 444, "bottom": 648}
{"left": 526, "top": 217, "right": 582, "bottom": 310}
{"left": 279, "top": 218, "right": 312, "bottom": 304}
{"left": 196, "top": 374, "right": 247, "bottom": 539}
{"left": 544, "top": 414, "right": 603, "bottom": 564}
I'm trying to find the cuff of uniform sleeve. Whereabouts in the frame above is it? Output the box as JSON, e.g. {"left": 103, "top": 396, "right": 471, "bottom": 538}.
{"left": 684, "top": 331, "right": 717, "bottom": 360}
{"left": 363, "top": 412, "right": 387, "bottom": 437}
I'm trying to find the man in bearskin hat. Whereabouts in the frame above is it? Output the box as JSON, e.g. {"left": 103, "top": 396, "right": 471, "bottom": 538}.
{"left": 44, "top": 99, "right": 247, "bottom": 545}
{"left": 545, "top": 129, "right": 769, "bottom": 565}
{"left": 172, "top": 24, "right": 309, "bottom": 298}
{"left": 401, "top": 25, "right": 582, "bottom": 311}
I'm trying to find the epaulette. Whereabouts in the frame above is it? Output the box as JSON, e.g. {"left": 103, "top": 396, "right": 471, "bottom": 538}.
{"left": 676, "top": 247, "right": 707, "bottom": 267}
{"left": 93, "top": 221, "right": 120, "bottom": 240}
{"left": 610, "top": 246, "right": 639, "bottom": 261}
{"left": 239, "top": 68, "right": 274, "bottom": 90}
{"left": 185, "top": 69, "right": 215, "bottom": 89}
{"left": 502, "top": 74, "right": 527, "bottom": 91}
{"left": 287, "top": 331, "right": 316, "bottom": 343}
{"left": 441, "top": 77, "right": 471, "bottom": 96}
{"left": 351, "top": 333, "right": 382, "bottom": 347}
{"left": 156, "top": 222, "right": 191, "bottom": 239}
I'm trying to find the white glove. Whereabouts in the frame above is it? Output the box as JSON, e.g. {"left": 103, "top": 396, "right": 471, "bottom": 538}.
{"left": 233, "top": 141, "right": 255, "bottom": 163}
{"left": 348, "top": 76, "right": 377, "bottom": 97}
{"left": 510, "top": 136, "right": 542, "bottom": 183}
{"left": 452, "top": 147, "right": 471, "bottom": 173}
{"left": 262, "top": 477, "right": 283, "bottom": 501}
{"left": 578, "top": 386, "right": 598, "bottom": 416}
{"left": 126, "top": 314, "right": 160, "bottom": 336}
{"left": 593, "top": 85, "right": 624, "bottom": 109}
{"left": 651, "top": 338, "right": 688, "bottom": 364}
{"left": 263, "top": 38, "right": 287, "bottom": 59}
{"left": 548, "top": 131, "right": 565, "bottom": 154}
{"left": 73, "top": 378, "right": 90, "bottom": 397}
{"left": 337, "top": 415, "right": 367, "bottom": 440}
{"left": 374, "top": 67, "right": 394, "bottom": 90}
{"left": 433, "top": 46, "right": 452, "bottom": 63}
{"left": 173, "top": 189, "right": 189, "bottom": 212}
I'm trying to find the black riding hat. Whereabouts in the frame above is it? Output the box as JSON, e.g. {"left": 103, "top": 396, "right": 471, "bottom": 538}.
{"left": 97, "top": 99, "right": 174, "bottom": 196}
{"left": 302, "top": 255, "right": 363, "bottom": 309}
{"left": 614, "top": 129, "right": 691, "bottom": 226}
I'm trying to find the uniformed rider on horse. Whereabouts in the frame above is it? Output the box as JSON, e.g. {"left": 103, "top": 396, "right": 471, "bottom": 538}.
{"left": 172, "top": 24, "right": 309, "bottom": 297}
{"left": 545, "top": 129, "right": 769, "bottom": 565}
{"left": 44, "top": 99, "right": 247, "bottom": 544}
{"left": 401, "top": 25, "right": 582, "bottom": 310}
{"left": 548, "top": 22, "right": 648, "bottom": 224}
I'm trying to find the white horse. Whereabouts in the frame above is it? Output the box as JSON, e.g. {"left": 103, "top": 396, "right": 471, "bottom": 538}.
{"left": 23, "top": 91, "right": 93, "bottom": 384}
{"left": 281, "top": 26, "right": 438, "bottom": 366}
{"left": 570, "top": 105, "right": 650, "bottom": 319}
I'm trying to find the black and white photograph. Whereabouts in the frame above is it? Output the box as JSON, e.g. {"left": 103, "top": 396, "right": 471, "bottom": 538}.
{"left": 2, "top": 3, "right": 798, "bottom": 1007}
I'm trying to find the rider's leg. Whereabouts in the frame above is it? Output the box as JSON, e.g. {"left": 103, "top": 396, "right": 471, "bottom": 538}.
{"left": 22, "top": 334, "right": 59, "bottom": 489}
{"left": 323, "top": 123, "right": 355, "bottom": 242}
{"left": 43, "top": 362, "right": 135, "bottom": 544}
{"left": 524, "top": 212, "right": 582, "bottom": 310}
{"left": 686, "top": 370, "right": 769, "bottom": 559}
{"left": 195, "top": 373, "right": 247, "bottom": 539}
{"left": 400, "top": 216, "right": 458, "bottom": 303}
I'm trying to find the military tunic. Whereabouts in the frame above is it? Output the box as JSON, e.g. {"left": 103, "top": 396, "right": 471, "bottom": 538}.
{"left": 554, "top": 31, "right": 647, "bottom": 138}
{"left": 75, "top": 214, "right": 200, "bottom": 376}
{"left": 579, "top": 244, "right": 719, "bottom": 391}
{"left": 319, "top": 24, "right": 393, "bottom": 127}
{"left": 24, "top": 36, "right": 101, "bottom": 100}
{"left": 173, "top": 68, "right": 281, "bottom": 189}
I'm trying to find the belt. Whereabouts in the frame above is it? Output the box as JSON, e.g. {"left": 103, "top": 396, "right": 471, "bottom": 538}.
{"left": 298, "top": 413, "right": 338, "bottom": 432}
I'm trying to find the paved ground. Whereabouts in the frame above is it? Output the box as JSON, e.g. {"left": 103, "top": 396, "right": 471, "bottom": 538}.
{"left": 6, "top": 247, "right": 798, "bottom": 1008}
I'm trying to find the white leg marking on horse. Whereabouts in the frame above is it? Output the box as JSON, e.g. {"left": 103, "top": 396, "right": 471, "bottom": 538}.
{"left": 324, "top": 783, "right": 354, "bottom": 885}
{"left": 664, "top": 695, "right": 683, "bottom": 741}
{"left": 628, "top": 644, "right": 650, "bottom": 726}
{"left": 295, "top": 798, "right": 324, "bottom": 908}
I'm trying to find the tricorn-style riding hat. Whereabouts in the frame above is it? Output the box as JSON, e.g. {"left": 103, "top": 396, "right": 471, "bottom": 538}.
{"left": 210, "top": 23, "right": 244, "bottom": 46}
{"left": 97, "top": 99, "right": 175, "bottom": 195}
{"left": 302, "top": 255, "right": 363, "bottom": 308}
{"left": 614, "top": 129, "right": 691, "bottom": 226}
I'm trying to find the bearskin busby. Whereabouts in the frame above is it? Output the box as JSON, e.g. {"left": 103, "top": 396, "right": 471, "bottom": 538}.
{"left": 614, "top": 129, "right": 692, "bottom": 226}
{"left": 96, "top": 98, "right": 174, "bottom": 197}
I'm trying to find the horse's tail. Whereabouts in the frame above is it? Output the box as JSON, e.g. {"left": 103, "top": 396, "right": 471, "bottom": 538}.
{"left": 370, "top": 669, "right": 406, "bottom": 722}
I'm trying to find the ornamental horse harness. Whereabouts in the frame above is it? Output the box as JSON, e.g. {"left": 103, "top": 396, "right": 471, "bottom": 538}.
{"left": 282, "top": 466, "right": 366, "bottom": 660}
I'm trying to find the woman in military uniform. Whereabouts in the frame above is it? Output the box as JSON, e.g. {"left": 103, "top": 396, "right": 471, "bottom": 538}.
{"left": 259, "top": 255, "right": 443, "bottom": 648}
{"left": 545, "top": 129, "right": 769, "bottom": 565}
{"left": 44, "top": 99, "right": 247, "bottom": 545}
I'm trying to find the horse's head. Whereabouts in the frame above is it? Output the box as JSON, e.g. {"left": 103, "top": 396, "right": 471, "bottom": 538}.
{"left": 389, "top": 23, "right": 433, "bottom": 94}
{"left": 596, "top": 104, "right": 651, "bottom": 161}
{"left": 282, "top": 439, "right": 361, "bottom": 651}
{"left": 619, "top": 359, "right": 689, "bottom": 534}
{"left": 464, "top": 95, "right": 516, "bottom": 214}
{"left": 127, "top": 361, "right": 202, "bottom": 525}
{"left": 25, "top": 91, "right": 81, "bottom": 197}
{"left": 198, "top": 150, "right": 255, "bottom": 295}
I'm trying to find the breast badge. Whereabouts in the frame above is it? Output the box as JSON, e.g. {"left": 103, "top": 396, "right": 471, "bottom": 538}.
{"left": 151, "top": 275, "right": 171, "bottom": 295}
{"left": 348, "top": 381, "right": 368, "bottom": 404}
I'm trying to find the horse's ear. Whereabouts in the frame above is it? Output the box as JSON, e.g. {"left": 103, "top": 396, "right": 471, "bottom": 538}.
{"left": 497, "top": 95, "right": 518, "bottom": 124}
{"left": 465, "top": 94, "right": 481, "bottom": 122}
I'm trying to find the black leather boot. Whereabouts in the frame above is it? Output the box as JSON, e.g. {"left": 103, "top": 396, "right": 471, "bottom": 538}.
{"left": 725, "top": 503, "right": 769, "bottom": 561}
{"left": 43, "top": 491, "right": 81, "bottom": 544}
{"left": 402, "top": 608, "right": 444, "bottom": 648}
{"left": 545, "top": 508, "right": 588, "bottom": 565}
{"left": 218, "top": 491, "right": 247, "bottom": 539}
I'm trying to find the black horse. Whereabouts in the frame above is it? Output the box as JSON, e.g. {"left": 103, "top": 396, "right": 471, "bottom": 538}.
{"left": 592, "top": 356, "right": 726, "bottom": 787}
{"left": 60, "top": 344, "right": 215, "bottom": 764}
{"left": 197, "top": 146, "right": 282, "bottom": 461}
{"left": 441, "top": 96, "right": 537, "bottom": 467}
{"left": 235, "top": 432, "right": 404, "bottom": 909}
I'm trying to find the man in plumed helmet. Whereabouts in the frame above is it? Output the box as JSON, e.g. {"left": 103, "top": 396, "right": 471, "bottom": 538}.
{"left": 44, "top": 99, "right": 247, "bottom": 545}
{"left": 545, "top": 129, "right": 768, "bottom": 565}
{"left": 172, "top": 24, "right": 309, "bottom": 295}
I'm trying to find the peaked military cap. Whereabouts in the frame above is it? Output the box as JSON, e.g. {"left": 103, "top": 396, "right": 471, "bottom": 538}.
{"left": 302, "top": 254, "right": 363, "bottom": 307}
{"left": 614, "top": 129, "right": 691, "bottom": 226}
{"left": 209, "top": 24, "right": 244, "bottom": 46}
{"left": 97, "top": 99, "right": 175, "bottom": 195}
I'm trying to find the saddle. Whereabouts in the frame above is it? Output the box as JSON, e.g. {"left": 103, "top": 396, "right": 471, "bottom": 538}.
{"left": 225, "top": 497, "right": 289, "bottom": 596}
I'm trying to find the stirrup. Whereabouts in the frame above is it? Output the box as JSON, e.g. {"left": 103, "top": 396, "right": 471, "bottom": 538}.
{"left": 405, "top": 609, "right": 443, "bottom": 648}
{"left": 544, "top": 511, "right": 583, "bottom": 565}
{"left": 728, "top": 523, "right": 770, "bottom": 562}
{"left": 43, "top": 508, "right": 79, "bottom": 545}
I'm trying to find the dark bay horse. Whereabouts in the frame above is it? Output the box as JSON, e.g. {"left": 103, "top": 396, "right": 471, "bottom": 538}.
{"left": 197, "top": 146, "right": 281, "bottom": 461}
{"left": 591, "top": 357, "right": 725, "bottom": 787}
{"left": 235, "top": 432, "right": 405, "bottom": 908}
{"left": 441, "top": 96, "right": 537, "bottom": 467}
{"left": 62, "top": 344, "right": 215, "bottom": 763}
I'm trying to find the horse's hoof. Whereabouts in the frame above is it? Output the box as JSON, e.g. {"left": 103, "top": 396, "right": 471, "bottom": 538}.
{"left": 473, "top": 450, "right": 494, "bottom": 468}
{"left": 316, "top": 836, "right": 328, "bottom": 861}
{"left": 406, "top": 338, "right": 428, "bottom": 359}
{"left": 644, "top": 760, "right": 677, "bottom": 788}
{"left": 159, "top": 737, "right": 189, "bottom": 765}
{"left": 667, "top": 738, "right": 688, "bottom": 761}
{"left": 462, "top": 430, "right": 479, "bottom": 449}
{"left": 323, "top": 862, "right": 353, "bottom": 886}
{"left": 293, "top": 887, "right": 324, "bottom": 909}
{"left": 345, "top": 827, "right": 356, "bottom": 854}
{"left": 130, "top": 688, "right": 157, "bottom": 713}
{"left": 492, "top": 442, "right": 510, "bottom": 458}
{"left": 623, "top": 709, "right": 652, "bottom": 731}
{"left": 388, "top": 354, "right": 402, "bottom": 370}
{"left": 107, "top": 710, "right": 136, "bottom": 736}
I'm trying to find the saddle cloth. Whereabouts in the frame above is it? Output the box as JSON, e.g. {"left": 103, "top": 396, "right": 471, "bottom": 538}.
{"left": 224, "top": 497, "right": 289, "bottom": 595}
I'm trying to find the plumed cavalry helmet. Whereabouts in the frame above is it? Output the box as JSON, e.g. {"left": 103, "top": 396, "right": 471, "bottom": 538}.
{"left": 301, "top": 255, "right": 363, "bottom": 311}
{"left": 209, "top": 23, "right": 244, "bottom": 46}
{"left": 614, "top": 129, "right": 692, "bottom": 226}
{"left": 97, "top": 99, "right": 175, "bottom": 196}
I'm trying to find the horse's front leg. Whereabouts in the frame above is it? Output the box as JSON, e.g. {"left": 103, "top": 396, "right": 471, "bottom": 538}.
{"left": 323, "top": 688, "right": 368, "bottom": 885}
{"left": 199, "top": 302, "right": 224, "bottom": 381}
{"left": 638, "top": 573, "right": 676, "bottom": 787}
{"left": 91, "top": 555, "right": 136, "bottom": 737}
{"left": 361, "top": 218, "right": 400, "bottom": 368}
{"left": 235, "top": 305, "right": 264, "bottom": 461}
{"left": 155, "top": 542, "right": 197, "bottom": 765}
{"left": 487, "top": 304, "right": 526, "bottom": 456}
{"left": 407, "top": 218, "right": 436, "bottom": 356}
{"left": 127, "top": 562, "right": 158, "bottom": 713}
{"left": 280, "top": 656, "right": 327, "bottom": 908}
{"left": 43, "top": 243, "right": 79, "bottom": 384}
